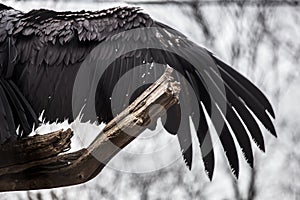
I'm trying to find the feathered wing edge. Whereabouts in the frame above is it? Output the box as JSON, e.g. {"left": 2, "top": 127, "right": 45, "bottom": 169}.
{"left": 183, "top": 48, "right": 276, "bottom": 178}
{"left": 0, "top": 78, "right": 16, "bottom": 143}
{"left": 0, "top": 78, "right": 39, "bottom": 144}
{"left": 149, "top": 23, "right": 276, "bottom": 178}
{"left": 95, "top": 43, "right": 276, "bottom": 180}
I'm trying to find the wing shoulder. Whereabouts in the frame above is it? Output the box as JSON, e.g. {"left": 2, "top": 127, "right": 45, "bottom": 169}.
{"left": 8, "top": 7, "right": 154, "bottom": 68}
{"left": 12, "top": 7, "right": 153, "bottom": 45}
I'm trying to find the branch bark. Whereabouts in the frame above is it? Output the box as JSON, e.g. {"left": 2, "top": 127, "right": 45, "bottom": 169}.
{"left": 0, "top": 67, "right": 180, "bottom": 192}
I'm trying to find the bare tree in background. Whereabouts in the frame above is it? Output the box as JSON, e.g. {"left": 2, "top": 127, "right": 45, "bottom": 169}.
{"left": 1, "top": 0, "right": 300, "bottom": 199}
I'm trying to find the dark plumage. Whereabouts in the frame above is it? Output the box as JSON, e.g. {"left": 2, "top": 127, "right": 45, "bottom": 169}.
{"left": 0, "top": 4, "right": 276, "bottom": 179}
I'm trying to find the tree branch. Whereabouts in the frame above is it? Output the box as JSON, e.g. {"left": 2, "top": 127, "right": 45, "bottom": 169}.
{"left": 0, "top": 67, "right": 180, "bottom": 192}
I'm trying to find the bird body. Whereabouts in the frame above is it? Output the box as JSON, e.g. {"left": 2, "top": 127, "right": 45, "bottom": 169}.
{"left": 0, "top": 4, "right": 276, "bottom": 179}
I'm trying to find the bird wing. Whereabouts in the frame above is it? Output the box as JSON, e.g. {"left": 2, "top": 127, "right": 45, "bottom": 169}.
{"left": 88, "top": 21, "right": 276, "bottom": 179}
{"left": 6, "top": 6, "right": 276, "bottom": 179}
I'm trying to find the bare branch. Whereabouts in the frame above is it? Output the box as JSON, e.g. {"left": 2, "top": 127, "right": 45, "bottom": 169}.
{"left": 0, "top": 67, "right": 180, "bottom": 192}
